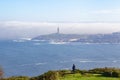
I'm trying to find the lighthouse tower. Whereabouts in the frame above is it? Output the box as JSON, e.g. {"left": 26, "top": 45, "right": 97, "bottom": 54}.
{"left": 57, "top": 27, "right": 59, "bottom": 34}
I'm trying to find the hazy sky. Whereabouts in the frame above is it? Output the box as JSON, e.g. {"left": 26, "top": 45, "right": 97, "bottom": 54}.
{"left": 0, "top": 0, "right": 120, "bottom": 39}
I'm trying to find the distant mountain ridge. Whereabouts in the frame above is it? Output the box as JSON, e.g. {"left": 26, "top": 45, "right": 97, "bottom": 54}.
{"left": 32, "top": 32, "right": 120, "bottom": 43}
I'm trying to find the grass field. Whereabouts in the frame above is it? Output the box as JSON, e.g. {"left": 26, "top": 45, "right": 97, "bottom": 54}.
{"left": 4, "top": 68, "right": 120, "bottom": 80}
{"left": 60, "top": 73, "right": 120, "bottom": 80}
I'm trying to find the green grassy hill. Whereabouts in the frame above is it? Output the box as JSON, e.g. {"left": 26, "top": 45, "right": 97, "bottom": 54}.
{"left": 60, "top": 73, "right": 119, "bottom": 80}
{"left": 2, "top": 67, "right": 120, "bottom": 80}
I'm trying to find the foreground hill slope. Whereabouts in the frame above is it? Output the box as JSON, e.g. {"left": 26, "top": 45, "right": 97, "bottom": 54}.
{"left": 3, "top": 67, "right": 120, "bottom": 80}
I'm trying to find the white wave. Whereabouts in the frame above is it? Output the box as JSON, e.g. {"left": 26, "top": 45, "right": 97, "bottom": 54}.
{"left": 34, "top": 43, "right": 41, "bottom": 45}
{"left": 20, "top": 62, "right": 46, "bottom": 66}
{"left": 20, "top": 38, "right": 32, "bottom": 41}
{"left": 35, "top": 62, "right": 46, "bottom": 66}
{"left": 69, "top": 38, "right": 78, "bottom": 42}
{"left": 49, "top": 41, "right": 68, "bottom": 45}
{"left": 32, "top": 40, "right": 40, "bottom": 42}
{"left": 78, "top": 60, "right": 114, "bottom": 63}
{"left": 20, "top": 63, "right": 33, "bottom": 66}
{"left": 13, "top": 40, "right": 25, "bottom": 42}
{"left": 79, "top": 60, "right": 93, "bottom": 63}
{"left": 72, "top": 58, "right": 110, "bottom": 63}
{"left": 72, "top": 59, "right": 90, "bottom": 62}
{"left": 60, "top": 61, "right": 70, "bottom": 63}
{"left": 32, "top": 40, "right": 46, "bottom": 42}
{"left": 112, "top": 60, "right": 117, "bottom": 63}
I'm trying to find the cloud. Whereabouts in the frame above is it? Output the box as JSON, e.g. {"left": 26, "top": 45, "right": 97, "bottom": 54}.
{"left": 0, "top": 21, "right": 120, "bottom": 39}
{"left": 92, "top": 10, "right": 112, "bottom": 14}
{"left": 92, "top": 9, "right": 120, "bottom": 14}
{"left": 0, "top": 21, "right": 57, "bottom": 27}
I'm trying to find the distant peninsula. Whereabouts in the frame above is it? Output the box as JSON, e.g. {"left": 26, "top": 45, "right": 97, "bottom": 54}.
{"left": 32, "top": 28, "right": 120, "bottom": 43}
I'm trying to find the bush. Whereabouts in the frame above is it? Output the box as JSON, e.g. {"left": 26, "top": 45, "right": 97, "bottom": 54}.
{"left": 82, "top": 73, "right": 93, "bottom": 77}
{"left": 89, "top": 68, "right": 108, "bottom": 74}
{"left": 73, "top": 69, "right": 80, "bottom": 73}
{"left": 57, "top": 70, "right": 70, "bottom": 77}
{"left": 31, "top": 71, "right": 59, "bottom": 80}
{"left": 102, "top": 71, "right": 120, "bottom": 77}
{"left": 0, "top": 66, "right": 4, "bottom": 79}
{"left": 88, "top": 67, "right": 120, "bottom": 77}
{"left": 112, "top": 71, "right": 120, "bottom": 77}
{"left": 3, "top": 76, "right": 29, "bottom": 80}
{"left": 79, "top": 70, "right": 88, "bottom": 75}
{"left": 102, "top": 71, "right": 113, "bottom": 77}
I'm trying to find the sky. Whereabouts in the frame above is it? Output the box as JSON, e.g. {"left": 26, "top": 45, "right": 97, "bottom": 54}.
{"left": 0, "top": 0, "right": 120, "bottom": 39}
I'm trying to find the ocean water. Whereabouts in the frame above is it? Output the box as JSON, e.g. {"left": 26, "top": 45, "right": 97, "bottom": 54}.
{"left": 0, "top": 40, "right": 120, "bottom": 77}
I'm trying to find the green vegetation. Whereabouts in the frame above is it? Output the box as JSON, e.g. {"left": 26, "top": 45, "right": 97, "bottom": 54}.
{"left": 2, "top": 76, "right": 29, "bottom": 80}
{"left": 30, "top": 71, "right": 59, "bottom": 80}
{"left": 60, "top": 73, "right": 119, "bottom": 80}
{"left": 2, "top": 67, "right": 120, "bottom": 80}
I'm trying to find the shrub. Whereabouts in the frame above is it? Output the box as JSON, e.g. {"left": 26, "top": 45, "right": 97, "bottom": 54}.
{"left": 0, "top": 66, "right": 4, "bottom": 79}
{"left": 79, "top": 70, "right": 88, "bottom": 75}
{"left": 89, "top": 68, "right": 108, "bottom": 74}
{"left": 57, "top": 70, "right": 70, "bottom": 77}
{"left": 3, "top": 76, "right": 29, "bottom": 80}
{"left": 82, "top": 73, "right": 93, "bottom": 77}
{"left": 112, "top": 71, "right": 120, "bottom": 77}
{"left": 31, "top": 71, "right": 59, "bottom": 80}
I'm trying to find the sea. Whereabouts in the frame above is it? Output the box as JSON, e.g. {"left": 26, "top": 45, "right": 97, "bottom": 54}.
{"left": 0, "top": 40, "right": 120, "bottom": 77}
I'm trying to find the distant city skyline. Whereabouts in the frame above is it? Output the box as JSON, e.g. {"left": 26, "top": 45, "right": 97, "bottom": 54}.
{"left": 0, "top": 0, "right": 120, "bottom": 39}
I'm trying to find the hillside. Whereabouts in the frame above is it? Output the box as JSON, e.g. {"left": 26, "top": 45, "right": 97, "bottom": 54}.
{"left": 3, "top": 67, "right": 120, "bottom": 80}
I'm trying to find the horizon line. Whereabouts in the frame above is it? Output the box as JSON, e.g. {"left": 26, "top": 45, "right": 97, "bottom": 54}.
{"left": 1, "top": 20, "right": 120, "bottom": 23}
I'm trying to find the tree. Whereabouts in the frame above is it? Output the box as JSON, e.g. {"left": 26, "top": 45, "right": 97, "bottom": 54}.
{"left": 0, "top": 66, "right": 3, "bottom": 79}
